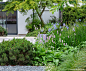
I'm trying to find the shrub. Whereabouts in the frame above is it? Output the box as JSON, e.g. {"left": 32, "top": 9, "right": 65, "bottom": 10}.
{"left": 26, "top": 29, "right": 40, "bottom": 37}
{"left": 0, "top": 26, "right": 7, "bottom": 36}
{"left": 63, "top": 5, "right": 86, "bottom": 25}
{"left": 0, "top": 38, "right": 34, "bottom": 66}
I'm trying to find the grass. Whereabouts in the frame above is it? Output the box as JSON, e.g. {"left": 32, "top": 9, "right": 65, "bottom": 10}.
{"left": 46, "top": 46, "right": 86, "bottom": 71}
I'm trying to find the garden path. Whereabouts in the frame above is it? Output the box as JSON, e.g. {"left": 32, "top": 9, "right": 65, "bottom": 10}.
{"left": 0, "top": 35, "right": 37, "bottom": 44}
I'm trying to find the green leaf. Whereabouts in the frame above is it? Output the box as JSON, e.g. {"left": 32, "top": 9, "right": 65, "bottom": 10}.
{"left": 34, "top": 57, "right": 40, "bottom": 60}
{"left": 55, "top": 59, "right": 59, "bottom": 66}
{"left": 42, "top": 56, "right": 45, "bottom": 61}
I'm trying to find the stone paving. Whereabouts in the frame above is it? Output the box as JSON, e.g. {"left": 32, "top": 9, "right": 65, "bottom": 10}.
{"left": 0, "top": 35, "right": 37, "bottom": 44}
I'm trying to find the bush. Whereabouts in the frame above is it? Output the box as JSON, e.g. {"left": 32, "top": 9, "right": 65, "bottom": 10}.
{"left": 0, "top": 26, "right": 7, "bottom": 36}
{"left": 0, "top": 38, "right": 34, "bottom": 66}
{"left": 63, "top": 5, "right": 86, "bottom": 25}
{"left": 26, "top": 29, "right": 40, "bottom": 37}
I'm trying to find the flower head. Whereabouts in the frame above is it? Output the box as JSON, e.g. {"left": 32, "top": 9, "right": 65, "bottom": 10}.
{"left": 48, "top": 28, "right": 51, "bottom": 32}
{"left": 54, "top": 35, "right": 55, "bottom": 38}
{"left": 57, "top": 30, "right": 58, "bottom": 34}
{"left": 62, "top": 40, "right": 63, "bottom": 43}
{"left": 76, "top": 19, "right": 78, "bottom": 22}
{"left": 64, "top": 43, "right": 65, "bottom": 46}
{"left": 63, "top": 23, "right": 65, "bottom": 26}
{"left": 79, "top": 19, "right": 81, "bottom": 21}
{"left": 57, "top": 23, "right": 59, "bottom": 25}
{"left": 59, "top": 26, "right": 62, "bottom": 29}
{"left": 73, "top": 28, "right": 75, "bottom": 31}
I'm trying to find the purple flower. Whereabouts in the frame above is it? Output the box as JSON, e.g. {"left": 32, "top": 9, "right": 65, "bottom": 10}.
{"left": 57, "top": 23, "right": 59, "bottom": 25}
{"left": 48, "top": 28, "right": 51, "bottom": 32}
{"left": 52, "top": 38, "right": 53, "bottom": 42}
{"left": 54, "top": 35, "right": 55, "bottom": 38}
{"left": 60, "top": 33, "right": 61, "bottom": 36}
{"left": 76, "top": 19, "right": 78, "bottom": 22}
{"left": 79, "top": 19, "right": 81, "bottom": 21}
{"left": 57, "top": 31, "right": 58, "bottom": 34}
{"left": 53, "top": 24, "right": 57, "bottom": 30}
{"left": 59, "top": 26, "right": 62, "bottom": 29}
{"left": 83, "top": 24, "right": 86, "bottom": 26}
{"left": 63, "top": 23, "right": 65, "bottom": 26}
{"left": 76, "top": 24, "right": 79, "bottom": 27}
{"left": 73, "top": 28, "right": 75, "bottom": 31}
{"left": 66, "top": 26, "right": 69, "bottom": 30}
{"left": 61, "top": 29, "right": 63, "bottom": 31}
{"left": 52, "top": 23, "right": 53, "bottom": 25}
{"left": 74, "top": 23, "right": 76, "bottom": 26}
{"left": 62, "top": 40, "right": 63, "bottom": 43}
{"left": 49, "top": 36, "right": 51, "bottom": 40}
{"left": 64, "top": 43, "right": 65, "bottom": 46}
{"left": 41, "top": 29, "right": 44, "bottom": 32}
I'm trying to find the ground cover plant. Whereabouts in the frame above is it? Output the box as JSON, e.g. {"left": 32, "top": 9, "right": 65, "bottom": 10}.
{"left": 46, "top": 43, "right": 86, "bottom": 71}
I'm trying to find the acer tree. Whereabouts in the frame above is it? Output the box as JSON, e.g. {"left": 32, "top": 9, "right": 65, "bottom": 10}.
{"left": 0, "top": 0, "right": 59, "bottom": 27}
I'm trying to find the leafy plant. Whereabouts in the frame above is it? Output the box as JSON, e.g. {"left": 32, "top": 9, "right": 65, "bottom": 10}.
{"left": 0, "top": 38, "right": 34, "bottom": 66}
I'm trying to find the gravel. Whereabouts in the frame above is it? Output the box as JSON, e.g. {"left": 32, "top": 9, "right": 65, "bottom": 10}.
{"left": 0, "top": 66, "right": 46, "bottom": 71}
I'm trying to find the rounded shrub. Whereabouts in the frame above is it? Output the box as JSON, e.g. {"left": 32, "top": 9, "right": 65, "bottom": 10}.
{"left": 0, "top": 38, "right": 34, "bottom": 66}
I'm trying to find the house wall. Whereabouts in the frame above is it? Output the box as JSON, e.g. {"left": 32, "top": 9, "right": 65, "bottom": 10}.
{"left": 1, "top": 0, "right": 86, "bottom": 35}
{"left": 17, "top": 8, "right": 59, "bottom": 35}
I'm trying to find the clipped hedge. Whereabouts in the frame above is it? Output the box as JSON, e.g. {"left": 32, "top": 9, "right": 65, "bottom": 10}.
{"left": 0, "top": 38, "right": 34, "bottom": 66}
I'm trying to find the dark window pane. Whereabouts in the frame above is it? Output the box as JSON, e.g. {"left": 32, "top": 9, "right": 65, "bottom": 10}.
{"left": 7, "top": 12, "right": 17, "bottom": 24}
{"left": 0, "top": 12, "right": 2, "bottom": 24}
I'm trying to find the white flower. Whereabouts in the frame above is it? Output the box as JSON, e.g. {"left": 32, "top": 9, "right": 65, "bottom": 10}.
{"left": 59, "top": 38, "right": 61, "bottom": 42}
{"left": 62, "top": 40, "right": 63, "bottom": 43}
{"left": 74, "top": 33, "right": 76, "bottom": 35}
{"left": 61, "top": 29, "right": 63, "bottom": 31}
{"left": 60, "top": 33, "right": 61, "bottom": 36}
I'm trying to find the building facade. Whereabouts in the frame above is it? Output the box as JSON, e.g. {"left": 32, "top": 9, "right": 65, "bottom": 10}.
{"left": 0, "top": 0, "right": 85, "bottom": 35}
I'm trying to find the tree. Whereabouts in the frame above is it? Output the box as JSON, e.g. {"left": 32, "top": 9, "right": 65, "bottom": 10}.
{"left": 1, "top": 0, "right": 59, "bottom": 27}
{"left": 50, "top": 0, "right": 86, "bottom": 25}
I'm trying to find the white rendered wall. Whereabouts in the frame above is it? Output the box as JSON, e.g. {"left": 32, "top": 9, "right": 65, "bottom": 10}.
{"left": 17, "top": 10, "right": 33, "bottom": 35}
{"left": 17, "top": 9, "right": 59, "bottom": 34}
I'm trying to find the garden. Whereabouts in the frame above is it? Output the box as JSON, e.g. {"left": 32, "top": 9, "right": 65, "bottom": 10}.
{"left": 0, "top": 0, "right": 86, "bottom": 71}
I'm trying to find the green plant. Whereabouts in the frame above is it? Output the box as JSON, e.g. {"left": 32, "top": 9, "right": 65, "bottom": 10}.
{"left": 60, "top": 22, "right": 86, "bottom": 47}
{"left": 0, "top": 26, "right": 7, "bottom": 36}
{"left": 26, "top": 29, "right": 40, "bottom": 37}
{"left": 0, "top": 38, "right": 34, "bottom": 66}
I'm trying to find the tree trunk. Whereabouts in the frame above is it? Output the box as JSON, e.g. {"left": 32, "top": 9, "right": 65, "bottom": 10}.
{"left": 35, "top": 6, "right": 46, "bottom": 27}
{"left": 39, "top": 15, "right": 45, "bottom": 27}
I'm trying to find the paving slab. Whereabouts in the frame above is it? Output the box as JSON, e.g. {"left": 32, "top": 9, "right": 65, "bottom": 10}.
{"left": 0, "top": 36, "right": 37, "bottom": 44}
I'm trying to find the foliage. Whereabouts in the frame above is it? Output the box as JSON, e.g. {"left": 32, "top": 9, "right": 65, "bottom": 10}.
{"left": 49, "top": 16, "right": 59, "bottom": 23}
{"left": 26, "top": 18, "right": 41, "bottom": 32}
{"left": 26, "top": 29, "right": 40, "bottom": 37}
{"left": 60, "top": 22, "right": 86, "bottom": 47}
{"left": 0, "top": 26, "right": 7, "bottom": 36}
{"left": 46, "top": 45, "right": 86, "bottom": 71}
{"left": 0, "top": 38, "right": 34, "bottom": 66}
{"left": 62, "top": 5, "right": 86, "bottom": 25}
{"left": 2, "top": 0, "right": 58, "bottom": 27}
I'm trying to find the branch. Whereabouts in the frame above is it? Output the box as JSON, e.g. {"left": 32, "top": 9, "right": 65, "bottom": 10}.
{"left": 40, "top": 6, "right": 46, "bottom": 16}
